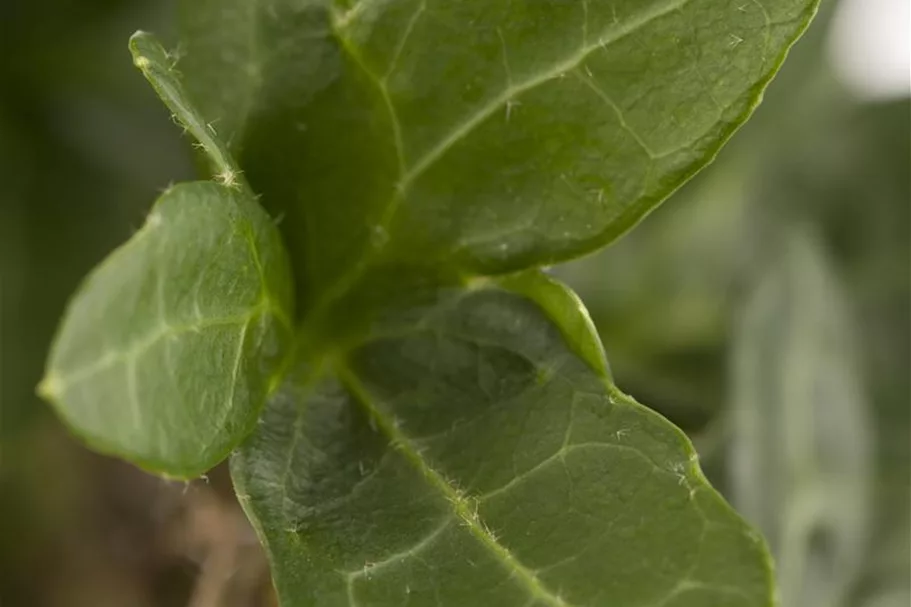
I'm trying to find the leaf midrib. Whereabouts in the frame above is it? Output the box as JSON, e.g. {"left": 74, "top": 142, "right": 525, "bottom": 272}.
{"left": 335, "top": 361, "right": 574, "bottom": 607}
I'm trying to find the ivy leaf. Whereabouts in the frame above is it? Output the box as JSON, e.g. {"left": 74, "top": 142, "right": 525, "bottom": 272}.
{"left": 729, "top": 229, "right": 872, "bottom": 607}
{"left": 38, "top": 34, "right": 295, "bottom": 478}
{"left": 179, "top": 0, "right": 819, "bottom": 318}
{"left": 234, "top": 273, "right": 773, "bottom": 606}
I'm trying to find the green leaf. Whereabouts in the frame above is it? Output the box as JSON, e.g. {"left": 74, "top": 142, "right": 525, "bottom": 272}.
{"left": 178, "top": 0, "right": 820, "bottom": 318}
{"left": 38, "top": 34, "right": 295, "bottom": 478}
{"left": 39, "top": 181, "right": 294, "bottom": 478}
{"left": 729, "top": 229, "right": 872, "bottom": 607}
{"left": 234, "top": 275, "right": 773, "bottom": 606}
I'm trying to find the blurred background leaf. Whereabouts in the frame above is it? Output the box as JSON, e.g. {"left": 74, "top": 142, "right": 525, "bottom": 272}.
{"left": 1, "top": 0, "right": 907, "bottom": 605}
{"left": 729, "top": 227, "right": 871, "bottom": 607}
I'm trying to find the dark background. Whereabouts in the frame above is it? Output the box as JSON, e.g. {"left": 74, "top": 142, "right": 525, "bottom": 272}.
{"left": 1, "top": 1, "right": 908, "bottom": 606}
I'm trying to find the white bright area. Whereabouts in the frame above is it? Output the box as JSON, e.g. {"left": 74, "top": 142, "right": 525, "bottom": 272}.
{"left": 829, "top": 0, "right": 911, "bottom": 100}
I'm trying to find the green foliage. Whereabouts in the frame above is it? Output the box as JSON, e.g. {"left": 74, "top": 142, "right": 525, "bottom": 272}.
{"left": 37, "top": 0, "right": 823, "bottom": 604}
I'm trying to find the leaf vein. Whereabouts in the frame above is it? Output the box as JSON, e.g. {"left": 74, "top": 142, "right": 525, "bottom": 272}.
{"left": 479, "top": 440, "right": 655, "bottom": 503}
{"left": 337, "top": 363, "right": 575, "bottom": 607}
{"left": 330, "top": 16, "right": 406, "bottom": 176}
{"left": 348, "top": 519, "right": 451, "bottom": 581}
{"left": 46, "top": 311, "right": 262, "bottom": 393}
{"left": 573, "top": 69, "right": 657, "bottom": 158}
{"left": 398, "top": 0, "right": 689, "bottom": 190}
{"left": 383, "top": 0, "right": 427, "bottom": 81}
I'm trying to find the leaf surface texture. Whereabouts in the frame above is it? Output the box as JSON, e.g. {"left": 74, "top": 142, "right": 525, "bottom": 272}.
{"left": 234, "top": 275, "right": 773, "bottom": 606}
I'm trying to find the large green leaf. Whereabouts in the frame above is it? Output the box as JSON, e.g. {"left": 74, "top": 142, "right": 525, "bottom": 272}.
{"left": 234, "top": 273, "right": 773, "bottom": 606}
{"left": 38, "top": 34, "right": 295, "bottom": 478}
{"left": 179, "top": 0, "right": 819, "bottom": 319}
{"left": 729, "top": 229, "right": 872, "bottom": 607}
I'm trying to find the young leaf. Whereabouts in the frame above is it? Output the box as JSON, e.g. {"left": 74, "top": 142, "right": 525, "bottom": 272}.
{"left": 39, "top": 181, "right": 294, "bottom": 478}
{"left": 178, "top": 0, "right": 819, "bottom": 313}
{"left": 39, "top": 35, "right": 295, "bottom": 478}
{"left": 729, "top": 229, "right": 872, "bottom": 607}
{"left": 233, "top": 274, "right": 773, "bottom": 606}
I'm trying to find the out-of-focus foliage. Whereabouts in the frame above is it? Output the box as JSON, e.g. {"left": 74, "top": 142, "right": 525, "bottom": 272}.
{"left": 730, "top": 228, "right": 871, "bottom": 607}
{"left": 1, "top": 0, "right": 907, "bottom": 605}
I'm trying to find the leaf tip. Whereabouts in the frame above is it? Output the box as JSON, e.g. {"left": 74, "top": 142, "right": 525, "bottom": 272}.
{"left": 128, "top": 30, "right": 151, "bottom": 57}
{"left": 128, "top": 30, "right": 167, "bottom": 74}
{"left": 36, "top": 372, "right": 61, "bottom": 402}
{"left": 129, "top": 29, "right": 149, "bottom": 42}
